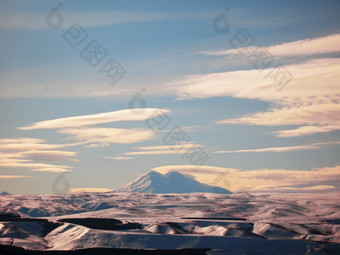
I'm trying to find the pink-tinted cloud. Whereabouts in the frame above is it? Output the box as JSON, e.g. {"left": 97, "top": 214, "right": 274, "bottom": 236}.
{"left": 202, "top": 33, "right": 340, "bottom": 58}
{"left": 273, "top": 125, "right": 340, "bottom": 137}
{"left": 249, "top": 185, "right": 335, "bottom": 192}
{"left": 0, "top": 137, "right": 83, "bottom": 151}
{"left": 170, "top": 58, "right": 340, "bottom": 103}
{"left": 214, "top": 141, "right": 340, "bottom": 153}
{"left": 18, "top": 150, "right": 77, "bottom": 162}
{"left": 219, "top": 104, "right": 340, "bottom": 126}
{"left": 219, "top": 103, "right": 340, "bottom": 137}
{"left": 0, "top": 175, "right": 31, "bottom": 179}
{"left": 32, "top": 167, "right": 71, "bottom": 173}
{"left": 0, "top": 138, "right": 76, "bottom": 172}
{"left": 214, "top": 145, "right": 319, "bottom": 154}
{"left": 153, "top": 165, "right": 340, "bottom": 192}
{"left": 20, "top": 108, "right": 169, "bottom": 130}
{"left": 102, "top": 156, "right": 133, "bottom": 160}
{"left": 169, "top": 57, "right": 340, "bottom": 136}
{"left": 59, "top": 127, "right": 155, "bottom": 145}
{"left": 70, "top": 187, "right": 112, "bottom": 193}
{"left": 123, "top": 150, "right": 190, "bottom": 155}
{"left": 122, "top": 142, "right": 203, "bottom": 156}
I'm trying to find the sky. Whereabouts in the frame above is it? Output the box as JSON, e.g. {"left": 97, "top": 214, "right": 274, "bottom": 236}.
{"left": 0, "top": 0, "right": 339, "bottom": 195}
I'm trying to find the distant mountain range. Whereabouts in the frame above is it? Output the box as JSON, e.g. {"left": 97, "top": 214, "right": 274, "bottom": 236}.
{"left": 0, "top": 191, "right": 11, "bottom": 195}
{"left": 116, "top": 171, "right": 231, "bottom": 194}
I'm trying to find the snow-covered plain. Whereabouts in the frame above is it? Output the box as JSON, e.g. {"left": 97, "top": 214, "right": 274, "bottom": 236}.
{"left": 1, "top": 191, "right": 340, "bottom": 254}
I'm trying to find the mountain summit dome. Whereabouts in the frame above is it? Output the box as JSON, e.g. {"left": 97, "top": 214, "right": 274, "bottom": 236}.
{"left": 116, "top": 171, "right": 231, "bottom": 194}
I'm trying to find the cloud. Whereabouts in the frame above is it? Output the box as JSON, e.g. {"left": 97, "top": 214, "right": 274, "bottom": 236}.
{"left": 0, "top": 161, "right": 72, "bottom": 170}
{"left": 169, "top": 41, "right": 340, "bottom": 137}
{"left": 167, "top": 57, "right": 339, "bottom": 137}
{"left": 153, "top": 165, "right": 340, "bottom": 192}
{"left": 0, "top": 138, "right": 45, "bottom": 144}
{"left": 219, "top": 103, "right": 340, "bottom": 126}
{"left": 0, "top": 175, "right": 31, "bottom": 179}
{"left": 123, "top": 150, "right": 190, "bottom": 156}
{"left": 134, "top": 143, "right": 202, "bottom": 151}
{"left": 214, "top": 141, "right": 340, "bottom": 153}
{"left": 0, "top": 10, "right": 209, "bottom": 30}
{"left": 18, "top": 150, "right": 77, "bottom": 162}
{"left": 0, "top": 72, "right": 130, "bottom": 99}
{"left": 313, "top": 141, "right": 340, "bottom": 146}
{"left": 19, "top": 108, "right": 170, "bottom": 146}
{"left": 0, "top": 138, "right": 76, "bottom": 173}
{"left": 122, "top": 142, "right": 203, "bottom": 156}
{"left": 0, "top": 137, "right": 83, "bottom": 151}
{"left": 249, "top": 185, "right": 336, "bottom": 192}
{"left": 153, "top": 165, "right": 233, "bottom": 175}
{"left": 170, "top": 58, "right": 340, "bottom": 103}
{"left": 273, "top": 125, "right": 340, "bottom": 137}
{"left": 70, "top": 187, "right": 112, "bottom": 193}
{"left": 20, "top": 108, "right": 169, "bottom": 130}
{"left": 219, "top": 103, "right": 340, "bottom": 137}
{"left": 214, "top": 145, "right": 319, "bottom": 154}
{"left": 59, "top": 127, "right": 155, "bottom": 145}
{"left": 202, "top": 33, "right": 340, "bottom": 58}
{"left": 32, "top": 168, "right": 71, "bottom": 173}
{"left": 102, "top": 156, "right": 133, "bottom": 160}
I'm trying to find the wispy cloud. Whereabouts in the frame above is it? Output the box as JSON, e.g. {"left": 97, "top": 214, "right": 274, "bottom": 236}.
{"left": 169, "top": 57, "right": 340, "bottom": 137}
{"left": 0, "top": 11, "right": 164, "bottom": 30}
{"left": 249, "top": 185, "right": 335, "bottom": 192}
{"left": 273, "top": 125, "right": 340, "bottom": 137}
{"left": 0, "top": 72, "right": 130, "bottom": 99}
{"left": 0, "top": 162, "right": 72, "bottom": 172}
{"left": 153, "top": 165, "right": 340, "bottom": 192}
{"left": 19, "top": 109, "right": 169, "bottom": 147}
{"left": 219, "top": 103, "right": 340, "bottom": 126}
{"left": 32, "top": 166, "right": 72, "bottom": 173}
{"left": 102, "top": 156, "right": 133, "bottom": 160}
{"left": 0, "top": 10, "right": 211, "bottom": 30}
{"left": 134, "top": 143, "right": 202, "bottom": 151}
{"left": 169, "top": 58, "right": 340, "bottom": 103}
{"left": 124, "top": 150, "right": 190, "bottom": 156}
{"left": 214, "top": 141, "right": 340, "bottom": 153}
{"left": 219, "top": 103, "right": 340, "bottom": 137}
{"left": 202, "top": 33, "right": 340, "bottom": 58}
{"left": 60, "top": 127, "right": 155, "bottom": 145}
{"left": 121, "top": 142, "right": 203, "bottom": 156}
{"left": 214, "top": 145, "right": 319, "bottom": 154}
{"left": 0, "top": 138, "right": 76, "bottom": 173}
{"left": 70, "top": 187, "right": 112, "bottom": 193}
{"left": 0, "top": 175, "right": 31, "bottom": 179}
{"left": 0, "top": 137, "right": 83, "bottom": 151}
{"left": 7, "top": 109, "right": 171, "bottom": 174}
{"left": 20, "top": 109, "right": 169, "bottom": 130}
{"left": 18, "top": 150, "right": 77, "bottom": 162}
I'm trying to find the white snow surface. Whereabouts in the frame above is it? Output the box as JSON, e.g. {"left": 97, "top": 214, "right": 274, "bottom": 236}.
{"left": 1, "top": 191, "right": 340, "bottom": 254}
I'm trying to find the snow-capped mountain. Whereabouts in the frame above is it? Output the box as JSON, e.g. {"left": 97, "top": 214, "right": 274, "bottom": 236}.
{"left": 116, "top": 171, "right": 232, "bottom": 194}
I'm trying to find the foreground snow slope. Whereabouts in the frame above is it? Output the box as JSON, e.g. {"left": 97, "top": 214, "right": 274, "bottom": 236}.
{"left": 0, "top": 192, "right": 340, "bottom": 254}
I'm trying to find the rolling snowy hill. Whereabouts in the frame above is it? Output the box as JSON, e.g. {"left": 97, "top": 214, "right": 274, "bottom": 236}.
{"left": 116, "top": 171, "right": 232, "bottom": 194}
{"left": 1, "top": 192, "right": 340, "bottom": 254}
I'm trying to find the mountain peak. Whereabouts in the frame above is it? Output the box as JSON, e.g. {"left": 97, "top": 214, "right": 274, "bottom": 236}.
{"left": 0, "top": 191, "right": 11, "bottom": 195}
{"left": 116, "top": 171, "right": 231, "bottom": 194}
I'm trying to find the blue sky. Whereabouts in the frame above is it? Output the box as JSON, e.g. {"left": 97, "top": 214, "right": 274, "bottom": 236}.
{"left": 0, "top": 0, "right": 339, "bottom": 194}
